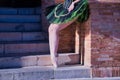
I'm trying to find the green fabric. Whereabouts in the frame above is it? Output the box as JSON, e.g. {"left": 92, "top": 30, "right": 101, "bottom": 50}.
{"left": 47, "top": 0, "right": 89, "bottom": 24}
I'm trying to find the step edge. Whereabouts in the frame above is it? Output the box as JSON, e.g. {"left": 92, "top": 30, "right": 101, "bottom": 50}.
{"left": 0, "top": 65, "right": 91, "bottom": 73}
{"left": 51, "top": 77, "right": 120, "bottom": 80}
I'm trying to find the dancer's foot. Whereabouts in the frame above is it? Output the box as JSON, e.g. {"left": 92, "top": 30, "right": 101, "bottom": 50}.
{"left": 51, "top": 56, "right": 58, "bottom": 68}
{"left": 53, "top": 62, "right": 58, "bottom": 68}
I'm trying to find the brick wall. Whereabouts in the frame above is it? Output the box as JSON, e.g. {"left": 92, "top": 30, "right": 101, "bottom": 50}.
{"left": 90, "top": 0, "right": 120, "bottom": 77}
{"left": 42, "top": 0, "right": 120, "bottom": 77}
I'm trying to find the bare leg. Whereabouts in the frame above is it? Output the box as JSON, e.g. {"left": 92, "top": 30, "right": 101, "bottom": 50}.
{"left": 48, "top": 20, "right": 76, "bottom": 68}
{"left": 49, "top": 24, "right": 59, "bottom": 68}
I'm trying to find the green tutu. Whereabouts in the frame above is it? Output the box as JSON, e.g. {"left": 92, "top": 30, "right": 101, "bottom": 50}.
{"left": 47, "top": 0, "right": 89, "bottom": 24}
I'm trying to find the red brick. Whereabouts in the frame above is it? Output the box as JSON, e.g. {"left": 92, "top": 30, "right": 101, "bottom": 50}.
{"left": 91, "top": 0, "right": 120, "bottom": 72}
{"left": 92, "top": 67, "right": 120, "bottom": 77}
{"left": 99, "top": 12, "right": 113, "bottom": 15}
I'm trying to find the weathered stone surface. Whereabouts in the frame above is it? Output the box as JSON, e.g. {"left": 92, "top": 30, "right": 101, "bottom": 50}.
{"left": 37, "top": 53, "right": 79, "bottom": 66}
{"left": 0, "top": 53, "right": 79, "bottom": 68}
{"left": 0, "top": 45, "right": 4, "bottom": 54}
{"left": 50, "top": 77, "right": 120, "bottom": 80}
{"left": 0, "top": 32, "right": 22, "bottom": 42}
{"left": 0, "top": 66, "right": 92, "bottom": 80}
{"left": 35, "top": 7, "right": 41, "bottom": 15}
{"left": 5, "top": 42, "right": 49, "bottom": 54}
{"left": 0, "top": 32, "right": 46, "bottom": 42}
{"left": 0, "top": 8, "right": 17, "bottom": 15}
{"left": 0, "top": 67, "right": 54, "bottom": 80}
{"left": 14, "top": 69, "right": 53, "bottom": 80}
{"left": 18, "top": 8, "right": 35, "bottom": 15}
{"left": 0, "top": 73, "right": 13, "bottom": 80}
{"left": 0, "top": 56, "right": 37, "bottom": 68}
{"left": 54, "top": 66, "right": 91, "bottom": 79}
{"left": 37, "top": 55, "right": 52, "bottom": 66}
{"left": 0, "top": 23, "right": 42, "bottom": 32}
{"left": 23, "top": 32, "right": 45, "bottom": 41}
{"left": 0, "top": 15, "right": 41, "bottom": 23}
{"left": 0, "top": 8, "right": 40, "bottom": 15}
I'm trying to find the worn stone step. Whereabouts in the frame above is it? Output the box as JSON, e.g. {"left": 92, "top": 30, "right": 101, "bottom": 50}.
{"left": 0, "top": 7, "right": 41, "bottom": 15}
{"left": 0, "top": 53, "right": 79, "bottom": 68}
{"left": 0, "top": 65, "right": 91, "bottom": 80}
{"left": 0, "top": 15, "right": 41, "bottom": 23}
{"left": 0, "top": 23, "right": 42, "bottom": 32}
{"left": 0, "top": 32, "right": 47, "bottom": 42}
{"left": 52, "top": 77, "right": 120, "bottom": 80}
{"left": 0, "top": 41, "right": 49, "bottom": 56}
{"left": 0, "top": 8, "right": 17, "bottom": 15}
{"left": 53, "top": 66, "right": 91, "bottom": 79}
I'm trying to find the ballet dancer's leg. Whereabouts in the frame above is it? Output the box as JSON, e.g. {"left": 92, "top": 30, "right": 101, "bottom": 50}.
{"left": 49, "top": 24, "right": 60, "bottom": 68}
{"left": 48, "top": 20, "right": 76, "bottom": 68}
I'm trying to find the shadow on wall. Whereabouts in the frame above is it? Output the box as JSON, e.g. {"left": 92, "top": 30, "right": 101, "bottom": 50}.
{"left": 58, "top": 2, "right": 91, "bottom": 54}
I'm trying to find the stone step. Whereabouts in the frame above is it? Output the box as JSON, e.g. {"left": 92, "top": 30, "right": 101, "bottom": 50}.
{"left": 0, "top": 7, "right": 41, "bottom": 15}
{"left": 0, "top": 65, "right": 91, "bottom": 80}
{"left": 0, "top": 32, "right": 47, "bottom": 42}
{"left": 53, "top": 66, "right": 91, "bottom": 79}
{"left": 0, "top": 23, "right": 42, "bottom": 32}
{"left": 0, "top": 15, "right": 41, "bottom": 23}
{"left": 0, "top": 41, "right": 49, "bottom": 57}
{"left": 52, "top": 77, "right": 120, "bottom": 80}
{"left": 0, "top": 53, "right": 79, "bottom": 68}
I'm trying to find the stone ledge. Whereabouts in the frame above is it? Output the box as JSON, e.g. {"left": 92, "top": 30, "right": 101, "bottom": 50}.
{"left": 0, "top": 23, "right": 42, "bottom": 32}
{"left": 0, "top": 32, "right": 46, "bottom": 42}
{"left": 0, "top": 15, "right": 41, "bottom": 23}
{"left": 0, "top": 53, "right": 79, "bottom": 68}
{"left": 51, "top": 77, "right": 120, "bottom": 80}
{"left": 0, "top": 66, "right": 91, "bottom": 80}
{"left": 54, "top": 66, "right": 91, "bottom": 79}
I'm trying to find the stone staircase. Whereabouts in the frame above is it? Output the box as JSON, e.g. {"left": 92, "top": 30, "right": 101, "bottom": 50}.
{"left": 0, "top": 65, "right": 120, "bottom": 80}
{"left": 0, "top": 6, "right": 80, "bottom": 69}
{"left": 0, "top": 7, "right": 50, "bottom": 68}
{"left": 0, "top": 65, "right": 92, "bottom": 80}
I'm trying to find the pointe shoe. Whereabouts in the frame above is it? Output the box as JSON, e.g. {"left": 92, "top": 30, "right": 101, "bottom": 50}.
{"left": 52, "top": 57, "right": 58, "bottom": 68}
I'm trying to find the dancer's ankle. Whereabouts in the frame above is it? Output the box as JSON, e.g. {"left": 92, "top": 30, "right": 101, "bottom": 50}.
{"left": 52, "top": 58, "right": 58, "bottom": 68}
